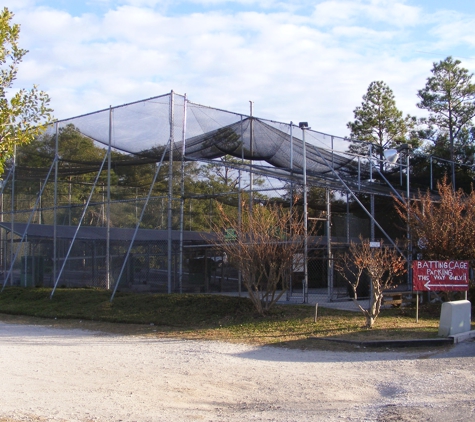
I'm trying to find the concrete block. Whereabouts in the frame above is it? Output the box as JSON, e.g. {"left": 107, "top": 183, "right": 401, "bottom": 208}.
{"left": 438, "top": 300, "right": 472, "bottom": 337}
{"left": 450, "top": 330, "right": 475, "bottom": 344}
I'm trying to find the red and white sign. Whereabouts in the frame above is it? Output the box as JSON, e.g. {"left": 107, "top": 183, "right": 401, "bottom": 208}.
{"left": 412, "top": 260, "right": 470, "bottom": 292}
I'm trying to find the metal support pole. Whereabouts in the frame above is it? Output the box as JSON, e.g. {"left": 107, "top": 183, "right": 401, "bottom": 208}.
{"left": 369, "top": 192, "right": 375, "bottom": 302}
{"left": 375, "top": 167, "right": 405, "bottom": 203}
{"left": 238, "top": 116, "right": 244, "bottom": 296}
{"left": 50, "top": 153, "right": 107, "bottom": 298}
{"left": 300, "top": 122, "right": 309, "bottom": 303}
{"left": 135, "top": 187, "right": 138, "bottom": 223}
{"left": 68, "top": 177, "right": 72, "bottom": 225}
{"left": 430, "top": 156, "right": 433, "bottom": 191}
{"left": 370, "top": 194, "right": 375, "bottom": 241}
{"left": 331, "top": 136, "right": 334, "bottom": 170}
{"left": 3, "top": 158, "right": 56, "bottom": 291}
{"left": 452, "top": 158, "right": 456, "bottom": 191}
{"left": 357, "top": 156, "right": 361, "bottom": 190}
{"left": 346, "top": 192, "right": 350, "bottom": 244}
{"left": 106, "top": 106, "right": 112, "bottom": 290}
{"left": 53, "top": 123, "right": 59, "bottom": 288}
{"left": 167, "top": 90, "right": 175, "bottom": 294}
{"left": 407, "top": 152, "right": 412, "bottom": 290}
{"left": 400, "top": 158, "right": 403, "bottom": 187}
{"left": 249, "top": 101, "right": 254, "bottom": 215}
{"left": 416, "top": 292, "right": 419, "bottom": 323}
{"left": 23, "top": 235, "right": 28, "bottom": 287}
{"left": 326, "top": 188, "right": 333, "bottom": 301}
{"left": 0, "top": 180, "right": 3, "bottom": 272}
{"left": 38, "top": 181, "right": 42, "bottom": 225}
{"left": 110, "top": 140, "right": 170, "bottom": 302}
{"left": 0, "top": 169, "right": 12, "bottom": 281}
{"left": 309, "top": 139, "right": 405, "bottom": 257}
{"left": 10, "top": 145, "right": 15, "bottom": 286}
{"left": 288, "top": 122, "right": 294, "bottom": 301}
{"left": 179, "top": 94, "right": 187, "bottom": 294}
{"left": 369, "top": 144, "right": 373, "bottom": 182}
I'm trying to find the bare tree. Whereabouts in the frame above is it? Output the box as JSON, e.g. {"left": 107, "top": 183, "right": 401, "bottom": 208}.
{"left": 335, "top": 238, "right": 406, "bottom": 328}
{"left": 394, "top": 177, "right": 475, "bottom": 261}
{"left": 211, "top": 201, "right": 312, "bottom": 315}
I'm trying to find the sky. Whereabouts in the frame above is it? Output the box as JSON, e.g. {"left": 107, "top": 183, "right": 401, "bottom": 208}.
{"left": 4, "top": 0, "right": 475, "bottom": 138}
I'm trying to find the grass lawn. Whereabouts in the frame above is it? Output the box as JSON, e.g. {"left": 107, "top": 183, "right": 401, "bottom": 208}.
{"left": 0, "top": 287, "right": 471, "bottom": 351}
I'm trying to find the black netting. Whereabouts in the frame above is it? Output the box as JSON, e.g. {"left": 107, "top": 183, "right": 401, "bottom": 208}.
{"left": 0, "top": 92, "right": 418, "bottom": 299}
{"left": 6, "top": 92, "right": 397, "bottom": 199}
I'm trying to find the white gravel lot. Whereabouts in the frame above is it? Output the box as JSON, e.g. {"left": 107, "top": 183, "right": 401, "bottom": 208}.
{"left": 1, "top": 321, "right": 475, "bottom": 422}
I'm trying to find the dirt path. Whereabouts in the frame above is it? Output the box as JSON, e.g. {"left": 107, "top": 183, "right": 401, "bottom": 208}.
{"left": 1, "top": 321, "right": 474, "bottom": 421}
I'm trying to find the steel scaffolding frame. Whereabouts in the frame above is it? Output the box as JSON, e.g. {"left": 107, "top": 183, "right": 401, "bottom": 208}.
{"left": 0, "top": 91, "right": 437, "bottom": 303}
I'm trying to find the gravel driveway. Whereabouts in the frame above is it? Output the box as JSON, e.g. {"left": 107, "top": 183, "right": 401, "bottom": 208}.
{"left": 1, "top": 321, "right": 474, "bottom": 421}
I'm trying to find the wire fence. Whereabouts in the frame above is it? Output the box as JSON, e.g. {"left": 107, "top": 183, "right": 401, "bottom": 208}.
{"left": 0, "top": 92, "right": 421, "bottom": 308}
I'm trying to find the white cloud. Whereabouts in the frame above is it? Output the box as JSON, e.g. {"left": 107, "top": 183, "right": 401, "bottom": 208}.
{"left": 313, "top": 0, "right": 421, "bottom": 28}
{"left": 5, "top": 0, "right": 475, "bottom": 139}
{"left": 3, "top": 0, "right": 35, "bottom": 10}
{"left": 429, "top": 11, "right": 475, "bottom": 50}
{"left": 331, "top": 25, "right": 394, "bottom": 39}
{"left": 364, "top": 0, "right": 421, "bottom": 26}
{"left": 11, "top": 6, "right": 104, "bottom": 50}
{"left": 312, "top": 1, "right": 362, "bottom": 26}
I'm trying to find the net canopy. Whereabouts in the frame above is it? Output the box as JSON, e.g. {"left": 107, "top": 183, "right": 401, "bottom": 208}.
{"left": 0, "top": 91, "right": 416, "bottom": 297}
{"left": 0, "top": 91, "right": 425, "bottom": 302}
{"left": 10, "top": 91, "right": 413, "bottom": 196}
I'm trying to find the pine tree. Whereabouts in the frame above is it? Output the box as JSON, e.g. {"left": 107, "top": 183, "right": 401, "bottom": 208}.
{"left": 348, "top": 81, "right": 417, "bottom": 172}
{"left": 417, "top": 57, "right": 475, "bottom": 184}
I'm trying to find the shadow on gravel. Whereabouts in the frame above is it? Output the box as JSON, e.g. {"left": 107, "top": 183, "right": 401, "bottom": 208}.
{"left": 2, "top": 313, "right": 474, "bottom": 363}
{"left": 231, "top": 337, "right": 475, "bottom": 363}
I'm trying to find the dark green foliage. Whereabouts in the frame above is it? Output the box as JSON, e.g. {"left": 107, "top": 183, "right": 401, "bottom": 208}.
{"left": 0, "top": 8, "right": 53, "bottom": 173}
{"left": 347, "top": 80, "right": 418, "bottom": 171}
{"left": 417, "top": 57, "right": 475, "bottom": 160}
{"left": 416, "top": 57, "right": 475, "bottom": 187}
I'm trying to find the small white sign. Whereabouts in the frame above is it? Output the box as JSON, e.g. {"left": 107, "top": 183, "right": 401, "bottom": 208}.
{"left": 369, "top": 241, "right": 381, "bottom": 248}
{"left": 293, "top": 254, "right": 304, "bottom": 272}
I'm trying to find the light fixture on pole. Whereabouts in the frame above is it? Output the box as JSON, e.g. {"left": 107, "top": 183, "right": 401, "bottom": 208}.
{"left": 383, "top": 143, "right": 411, "bottom": 164}
{"left": 385, "top": 143, "right": 412, "bottom": 288}
{"left": 383, "top": 148, "right": 399, "bottom": 164}
{"left": 299, "top": 122, "right": 309, "bottom": 303}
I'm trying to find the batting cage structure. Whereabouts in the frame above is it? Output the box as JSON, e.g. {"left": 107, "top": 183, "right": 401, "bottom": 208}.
{"left": 0, "top": 91, "right": 439, "bottom": 305}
